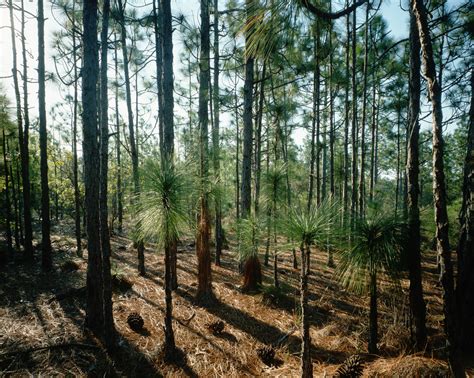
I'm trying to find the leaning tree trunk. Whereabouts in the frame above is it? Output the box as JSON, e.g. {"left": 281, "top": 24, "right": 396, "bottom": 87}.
{"left": 412, "top": 0, "right": 461, "bottom": 375}
{"left": 406, "top": 8, "right": 427, "bottom": 351}
{"left": 82, "top": 0, "right": 104, "bottom": 338}
{"left": 38, "top": 0, "right": 52, "bottom": 271}
{"left": 99, "top": 0, "right": 115, "bottom": 347}
{"left": 300, "top": 243, "right": 312, "bottom": 378}
{"left": 456, "top": 69, "right": 474, "bottom": 362}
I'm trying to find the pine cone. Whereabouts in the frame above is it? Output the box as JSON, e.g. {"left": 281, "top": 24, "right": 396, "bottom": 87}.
{"left": 257, "top": 345, "right": 275, "bottom": 366}
{"left": 206, "top": 320, "right": 225, "bottom": 335}
{"left": 335, "top": 355, "right": 364, "bottom": 378}
{"left": 127, "top": 312, "right": 144, "bottom": 332}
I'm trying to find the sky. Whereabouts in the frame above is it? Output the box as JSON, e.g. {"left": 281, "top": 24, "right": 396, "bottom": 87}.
{"left": 0, "top": 0, "right": 462, "bottom": 148}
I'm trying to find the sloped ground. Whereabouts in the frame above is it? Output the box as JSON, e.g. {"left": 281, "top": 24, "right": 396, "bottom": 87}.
{"left": 0, "top": 227, "right": 466, "bottom": 377}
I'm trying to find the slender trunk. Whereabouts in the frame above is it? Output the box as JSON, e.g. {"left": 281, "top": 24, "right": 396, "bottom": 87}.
{"left": 117, "top": 0, "right": 144, "bottom": 275}
{"left": 9, "top": 0, "right": 33, "bottom": 259}
{"left": 395, "top": 108, "right": 401, "bottom": 216}
{"left": 161, "top": 0, "right": 177, "bottom": 356}
{"left": 322, "top": 89, "right": 328, "bottom": 201}
{"left": 369, "top": 78, "right": 377, "bottom": 201}
{"left": 213, "top": 0, "right": 223, "bottom": 266}
{"left": 456, "top": 69, "right": 474, "bottom": 361}
{"left": 72, "top": 0, "right": 82, "bottom": 256}
{"left": 301, "top": 243, "right": 312, "bottom": 377}
{"left": 329, "top": 21, "right": 335, "bottom": 200}
{"left": 15, "top": 155, "right": 23, "bottom": 244}
{"left": 235, "top": 79, "right": 240, "bottom": 220}
{"left": 99, "top": 0, "right": 115, "bottom": 347}
{"left": 114, "top": 35, "right": 123, "bottom": 234}
{"left": 196, "top": 0, "right": 214, "bottom": 303}
{"left": 2, "top": 127, "right": 13, "bottom": 251}
{"left": 254, "top": 64, "right": 266, "bottom": 216}
{"left": 38, "top": 0, "right": 52, "bottom": 271}
{"left": 240, "top": 0, "right": 254, "bottom": 219}
{"left": 358, "top": 3, "right": 369, "bottom": 216}
{"left": 351, "top": 0, "right": 358, "bottom": 219}
{"left": 82, "top": 0, "right": 104, "bottom": 337}
{"left": 412, "top": 0, "right": 460, "bottom": 374}
{"left": 343, "top": 9, "right": 350, "bottom": 213}
{"left": 406, "top": 9, "right": 427, "bottom": 351}
{"left": 9, "top": 142, "right": 20, "bottom": 248}
{"left": 153, "top": 0, "right": 164, "bottom": 155}
{"left": 308, "top": 23, "right": 320, "bottom": 213}
{"left": 368, "top": 272, "right": 378, "bottom": 354}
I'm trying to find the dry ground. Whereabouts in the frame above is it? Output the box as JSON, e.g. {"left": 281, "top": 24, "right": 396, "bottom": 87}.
{"left": 0, "top": 225, "right": 470, "bottom": 377}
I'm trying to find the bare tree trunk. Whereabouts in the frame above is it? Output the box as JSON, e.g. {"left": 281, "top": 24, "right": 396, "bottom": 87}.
{"left": 2, "top": 127, "right": 13, "bottom": 251}
{"left": 343, "top": 8, "right": 350, "bottom": 213}
{"left": 161, "top": 0, "right": 177, "bottom": 358}
{"left": 412, "top": 0, "right": 461, "bottom": 374}
{"left": 350, "top": 0, "right": 358, "bottom": 219}
{"left": 82, "top": 0, "right": 104, "bottom": 337}
{"left": 99, "top": 0, "right": 115, "bottom": 348}
{"left": 300, "top": 243, "right": 312, "bottom": 378}
{"left": 456, "top": 69, "right": 474, "bottom": 362}
{"left": 307, "top": 22, "right": 320, "bottom": 213}
{"left": 72, "top": 0, "right": 82, "bottom": 257}
{"left": 153, "top": 0, "right": 164, "bottom": 155}
{"left": 358, "top": 3, "right": 369, "bottom": 216}
{"left": 9, "top": 0, "right": 33, "bottom": 259}
{"left": 240, "top": 0, "right": 254, "bottom": 219}
{"left": 368, "top": 273, "right": 378, "bottom": 354}
{"left": 38, "top": 0, "right": 52, "bottom": 271}
{"left": 196, "top": 0, "right": 214, "bottom": 303}
{"left": 117, "top": 0, "right": 145, "bottom": 275}
{"left": 114, "top": 35, "right": 123, "bottom": 234}
{"left": 406, "top": 9, "right": 427, "bottom": 351}
{"left": 212, "top": 0, "right": 223, "bottom": 266}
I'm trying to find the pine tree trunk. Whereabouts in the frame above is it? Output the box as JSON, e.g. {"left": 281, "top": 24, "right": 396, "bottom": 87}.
{"left": 456, "top": 69, "right": 474, "bottom": 362}
{"left": 196, "top": 0, "right": 214, "bottom": 303}
{"left": 2, "top": 127, "right": 13, "bottom": 251}
{"left": 343, "top": 9, "right": 350, "bottom": 213}
{"left": 358, "top": 3, "right": 369, "bottom": 216}
{"left": 300, "top": 243, "right": 313, "bottom": 378}
{"left": 9, "top": 0, "right": 33, "bottom": 259}
{"left": 350, "top": 0, "right": 358, "bottom": 219}
{"left": 160, "top": 0, "right": 177, "bottom": 356}
{"left": 406, "top": 9, "right": 427, "bottom": 351}
{"left": 412, "top": 0, "right": 461, "bottom": 374}
{"left": 240, "top": 0, "right": 254, "bottom": 219}
{"left": 99, "top": 0, "right": 115, "bottom": 348}
{"left": 117, "top": 0, "right": 144, "bottom": 275}
{"left": 82, "top": 0, "right": 104, "bottom": 337}
{"left": 153, "top": 0, "right": 164, "bottom": 155}
{"left": 38, "top": 0, "right": 52, "bottom": 271}
{"left": 114, "top": 36, "right": 123, "bottom": 234}
{"left": 72, "top": 0, "right": 82, "bottom": 256}
{"left": 368, "top": 272, "right": 378, "bottom": 354}
{"left": 8, "top": 141, "right": 20, "bottom": 248}
{"left": 212, "top": 0, "right": 223, "bottom": 266}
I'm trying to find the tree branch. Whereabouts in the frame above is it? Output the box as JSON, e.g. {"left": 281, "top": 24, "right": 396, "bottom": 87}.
{"left": 298, "top": 0, "right": 368, "bottom": 20}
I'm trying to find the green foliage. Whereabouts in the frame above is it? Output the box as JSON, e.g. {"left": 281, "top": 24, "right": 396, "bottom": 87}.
{"left": 337, "top": 212, "right": 404, "bottom": 295}
{"left": 282, "top": 200, "right": 340, "bottom": 248}
{"left": 237, "top": 215, "right": 265, "bottom": 262}
{"left": 136, "top": 159, "right": 191, "bottom": 248}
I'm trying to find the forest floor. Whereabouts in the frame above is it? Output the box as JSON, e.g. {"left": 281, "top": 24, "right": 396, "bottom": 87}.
{"left": 1, "top": 224, "right": 472, "bottom": 377}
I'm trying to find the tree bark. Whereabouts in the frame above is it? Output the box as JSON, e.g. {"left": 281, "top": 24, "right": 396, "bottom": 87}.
{"left": 38, "top": 0, "right": 52, "bottom": 271}
{"left": 412, "top": 0, "right": 460, "bottom": 374}
{"left": 406, "top": 9, "right": 427, "bottom": 351}
{"left": 240, "top": 0, "right": 254, "bottom": 219}
{"left": 456, "top": 69, "right": 474, "bottom": 361}
{"left": 343, "top": 7, "right": 350, "bottom": 213}
{"left": 351, "top": 0, "right": 358, "bottom": 219}
{"left": 153, "top": 0, "right": 164, "bottom": 155}
{"left": 300, "top": 243, "right": 312, "bottom": 377}
{"left": 99, "top": 0, "right": 115, "bottom": 347}
{"left": 114, "top": 34, "right": 123, "bottom": 234}
{"left": 368, "top": 272, "right": 378, "bottom": 354}
{"left": 9, "top": 0, "right": 33, "bottom": 259}
{"left": 212, "top": 0, "right": 223, "bottom": 266}
{"left": 117, "top": 0, "right": 145, "bottom": 275}
{"left": 2, "top": 127, "right": 13, "bottom": 251}
{"left": 82, "top": 0, "right": 104, "bottom": 337}
{"left": 196, "top": 0, "right": 214, "bottom": 303}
